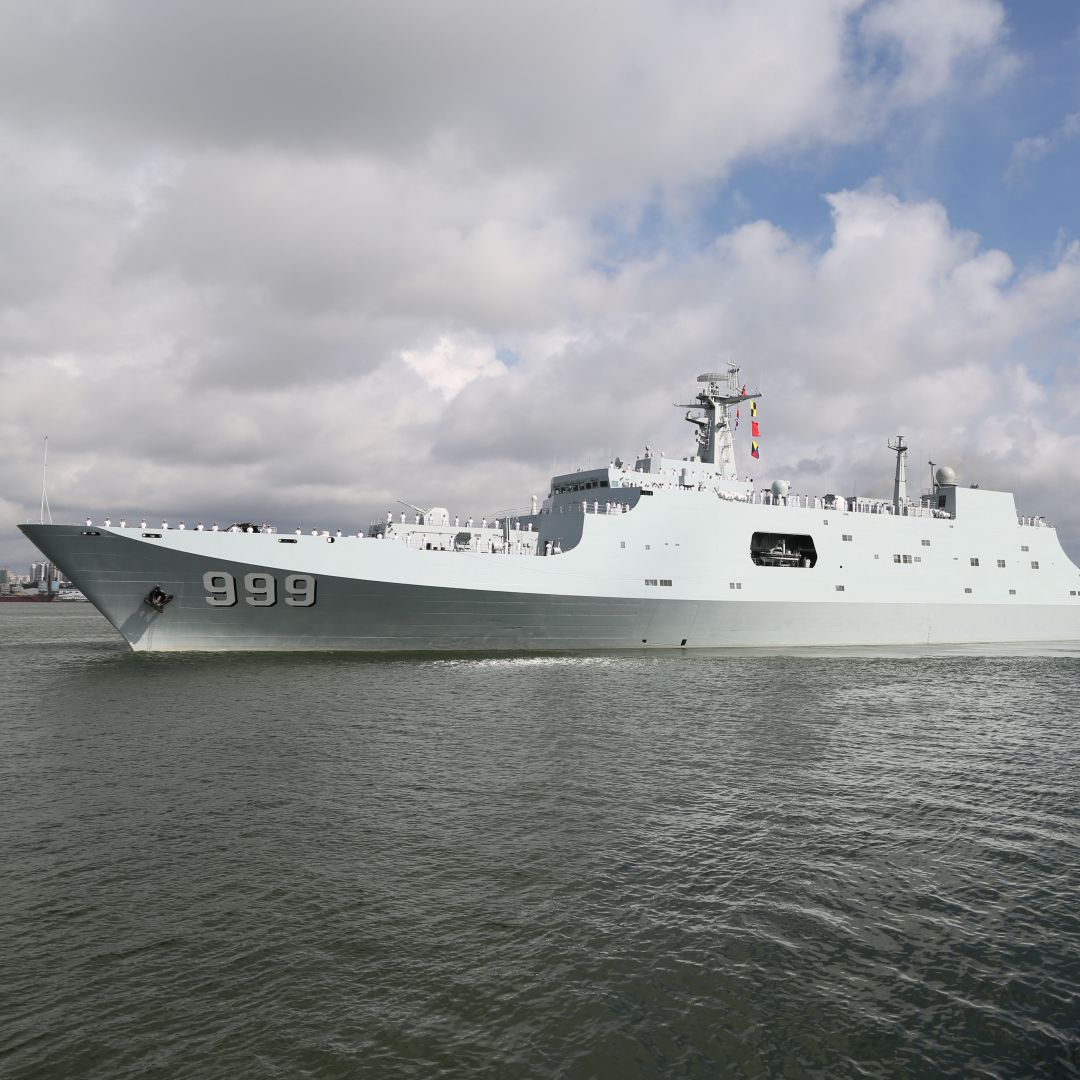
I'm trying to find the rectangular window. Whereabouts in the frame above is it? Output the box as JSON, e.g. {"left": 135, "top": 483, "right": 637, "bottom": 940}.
{"left": 729, "top": 581, "right": 742, "bottom": 590}
{"left": 902, "top": 554, "right": 912, "bottom": 564}
{"left": 921, "top": 539, "right": 930, "bottom": 546}
{"left": 1009, "top": 589, "right": 1016, "bottom": 595}
{"left": 1021, "top": 545, "right": 1029, "bottom": 552}
{"left": 893, "top": 554, "right": 901, "bottom": 563}
{"left": 842, "top": 534, "right": 852, "bottom": 541}
{"left": 938, "top": 495, "right": 946, "bottom": 508}
{"left": 914, "top": 556, "right": 922, "bottom": 563}
{"left": 645, "top": 579, "right": 657, "bottom": 586}
{"left": 660, "top": 579, "right": 672, "bottom": 587}
{"left": 620, "top": 541, "right": 626, "bottom": 549}
{"left": 970, "top": 557, "right": 980, "bottom": 566}
{"left": 964, "top": 587, "right": 973, "bottom": 594}
{"left": 750, "top": 532, "right": 817, "bottom": 568}
{"left": 835, "top": 584, "right": 845, "bottom": 592}
{"left": 874, "top": 554, "right": 880, "bottom": 560}
{"left": 1031, "top": 561, "right": 1040, "bottom": 569}
{"left": 997, "top": 559, "right": 1005, "bottom": 568}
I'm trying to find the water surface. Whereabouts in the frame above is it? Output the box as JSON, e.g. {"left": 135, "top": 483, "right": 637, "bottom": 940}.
{"left": 2, "top": 605, "right": 1079, "bottom": 1078}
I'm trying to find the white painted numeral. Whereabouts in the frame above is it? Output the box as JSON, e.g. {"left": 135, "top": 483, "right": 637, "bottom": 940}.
{"left": 285, "top": 574, "right": 316, "bottom": 607}
{"left": 204, "top": 571, "right": 237, "bottom": 606}
{"left": 244, "top": 572, "right": 276, "bottom": 607}
{"left": 204, "top": 571, "right": 316, "bottom": 607}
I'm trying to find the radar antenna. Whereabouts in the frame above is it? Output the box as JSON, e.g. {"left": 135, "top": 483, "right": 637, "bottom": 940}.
{"left": 675, "top": 364, "right": 760, "bottom": 480}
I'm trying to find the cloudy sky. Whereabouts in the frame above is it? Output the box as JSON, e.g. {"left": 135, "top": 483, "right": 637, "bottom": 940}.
{"left": 2, "top": 0, "right": 1079, "bottom": 570}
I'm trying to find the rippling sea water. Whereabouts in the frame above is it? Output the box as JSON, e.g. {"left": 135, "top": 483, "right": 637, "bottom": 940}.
{"left": 2, "top": 605, "right": 1079, "bottom": 1079}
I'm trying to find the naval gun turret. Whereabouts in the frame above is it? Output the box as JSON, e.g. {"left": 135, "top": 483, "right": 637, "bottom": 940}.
{"left": 397, "top": 500, "right": 450, "bottom": 527}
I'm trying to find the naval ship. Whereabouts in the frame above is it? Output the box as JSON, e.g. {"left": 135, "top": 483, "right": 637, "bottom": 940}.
{"left": 19, "top": 368, "right": 1080, "bottom": 651}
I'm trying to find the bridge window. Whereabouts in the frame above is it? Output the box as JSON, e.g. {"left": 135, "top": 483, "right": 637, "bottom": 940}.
{"left": 750, "top": 532, "right": 817, "bottom": 568}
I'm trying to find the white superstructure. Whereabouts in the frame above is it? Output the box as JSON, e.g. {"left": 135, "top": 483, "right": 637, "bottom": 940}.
{"left": 20, "top": 367, "right": 1080, "bottom": 651}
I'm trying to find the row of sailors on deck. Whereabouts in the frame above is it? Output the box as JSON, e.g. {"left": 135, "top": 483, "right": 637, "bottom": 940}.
{"left": 386, "top": 511, "right": 496, "bottom": 529}
{"left": 87, "top": 518, "right": 362, "bottom": 536}
{"left": 89, "top": 518, "right": 271, "bottom": 532}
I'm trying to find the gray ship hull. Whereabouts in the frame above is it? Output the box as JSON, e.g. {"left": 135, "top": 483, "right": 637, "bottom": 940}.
{"left": 20, "top": 524, "right": 1080, "bottom": 652}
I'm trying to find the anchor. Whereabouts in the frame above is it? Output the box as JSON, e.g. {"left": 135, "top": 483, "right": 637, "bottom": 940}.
{"left": 144, "top": 585, "right": 174, "bottom": 613}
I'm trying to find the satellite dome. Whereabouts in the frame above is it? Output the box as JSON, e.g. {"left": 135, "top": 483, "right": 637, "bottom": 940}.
{"left": 935, "top": 466, "right": 957, "bottom": 486}
{"left": 770, "top": 479, "right": 790, "bottom": 497}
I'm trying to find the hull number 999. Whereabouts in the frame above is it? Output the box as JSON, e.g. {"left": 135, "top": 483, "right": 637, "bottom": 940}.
{"left": 203, "top": 571, "right": 316, "bottom": 607}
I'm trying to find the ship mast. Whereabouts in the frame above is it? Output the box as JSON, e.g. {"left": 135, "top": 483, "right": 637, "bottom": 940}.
{"left": 678, "top": 365, "right": 760, "bottom": 480}
{"left": 888, "top": 435, "right": 908, "bottom": 513}
{"left": 39, "top": 436, "right": 52, "bottom": 525}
